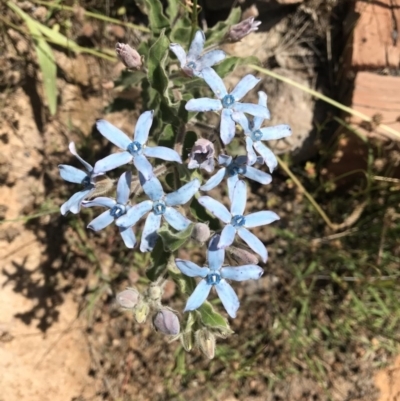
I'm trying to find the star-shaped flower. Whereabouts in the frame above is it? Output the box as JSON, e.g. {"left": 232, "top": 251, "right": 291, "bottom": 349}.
{"left": 82, "top": 171, "right": 136, "bottom": 248}
{"left": 93, "top": 110, "right": 182, "bottom": 179}
{"left": 175, "top": 234, "right": 264, "bottom": 318}
{"left": 169, "top": 30, "right": 226, "bottom": 77}
{"left": 116, "top": 175, "right": 200, "bottom": 252}
{"left": 59, "top": 142, "right": 99, "bottom": 215}
{"left": 232, "top": 91, "right": 292, "bottom": 172}
{"left": 185, "top": 67, "right": 270, "bottom": 145}
{"left": 199, "top": 180, "right": 279, "bottom": 262}
{"left": 200, "top": 154, "right": 272, "bottom": 200}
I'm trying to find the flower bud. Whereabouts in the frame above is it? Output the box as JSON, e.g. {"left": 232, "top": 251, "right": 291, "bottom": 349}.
{"left": 116, "top": 288, "right": 140, "bottom": 309}
{"left": 134, "top": 301, "right": 149, "bottom": 324}
{"left": 115, "top": 43, "right": 142, "bottom": 70}
{"left": 191, "top": 222, "right": 211, "bottom": 244}
{"left": 187, "top": 138, "right": 215, "bottom": 173}
{"left": 227, "top": 246, "right": 259, "bottom": 265}
{"left": 195, "top": 328, "right": 216, "bottom": 359}
{"left": 153, "top": 309, "right": 180, "bottom": 335}
{"left": 147, "top": 282, "right": 163, "bottom": 302}
{"left": 180, "top": 331, "right": 193, "bottom": 351}
{"left": 227, "top": 17, "right": 261, "bottom": 43}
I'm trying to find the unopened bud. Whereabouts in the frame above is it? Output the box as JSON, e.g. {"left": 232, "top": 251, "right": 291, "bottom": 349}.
{"left": 227, "top": 246, "right": 259, "bottom": 265}
{"left": 115, "top": 43, "right": 142, "bottom": 70}
{"left": 91, "top": 174, "right": 115, "bottom": 197}
{"left": 147, "top": 282, "right": 163, "bottom": 302}
{"left": 191, "top": 222, "right": 211, "bottom": 244}
{"left": 153, "top": 309, "right": 180, "bottom": 335}
{"left": 181, "top": 331, "right": 193, "bottom": 351}
{"left": 195, "top": 328, "right": 216, "bottom": 359}
{"left": 188, "top": 138, "right": 215, "bottom": 173}
{"left": 134, "top": 301, "right": 149, "bottom": 324}
{"left": 227, "top": 17, "right": 261, "bottom": 42}
{"left": 116, "top": 288, "right": 139, "bottom": 309}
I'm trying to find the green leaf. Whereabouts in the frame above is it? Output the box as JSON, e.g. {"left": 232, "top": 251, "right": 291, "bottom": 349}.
{"left": 166, "top": 0, "right": 180, "bottom": 23}
{"left": 170, "top": 17, "right": 192, "bottom": 44}
{"left": 146, "top": 239, "right": 170, "bottom": 281}
{"left": 205, "top": 7, "right": 241, "bottom": 45}
{"left": 158, "top": 223, "right": 194, "bottom": 252}
{"left": 198, "top": 302, "right": 232, "bottom": 331}
{"left": 214, "top": 56, "right": 260, "bottom": 79}
{"left": 190, "top": 197, "right": 220, "bottom": 230}
{"left": 144, "top": 0, "right": 170, "bottom": 33}
{"left": 157, "top": 124, "right": 175, "bottom": 148}
{"left": 114, "top": 70, "right": 146, "bottom": 89}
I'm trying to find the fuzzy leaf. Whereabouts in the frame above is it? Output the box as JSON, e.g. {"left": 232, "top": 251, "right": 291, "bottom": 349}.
{"left": 158, "top": 223, "right": 194, "bottom": 252}
{"left": 170, "top": 17, "right": 192, "bottom": 44}
{"left": 205, "top": 7, "right": 241, "bottom": 44}
{"left": 190, "top": 197, "right": 220, "bottom": 230}
{"left": 146, "top": 239, "right": 170, "bottom": 281}
{"left": 214, "top": 56, "right": 260, "bottom": 79}
{"left": 198, "top": 302, "right": 232, "bottom": 332}
{"left": 144, "top": 0, "right": 170, "bottom": 33}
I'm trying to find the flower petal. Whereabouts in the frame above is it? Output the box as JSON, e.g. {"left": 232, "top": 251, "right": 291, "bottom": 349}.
{"left": 82, "top": 197, "right": 116, "bottom": 209}
{"left": 220, "top": 265, "right": 263, "bottom": 281}
{"left": 164, "top": 207, "right": 191, "bottom": 231}
{"left": 253, "top": 141, "right": 278, "bottom": 172}
{"left": 198, "top": 196, "right": 231, "bottom": 223}
{"left": 244, "top": 210, "right": 280, "bottom": 228}
{"left": 200, "top": 167, "right": 226, "bottom": 191}
{"left": 116, "top": 171, "right": 131, "bottom": 204}
{"left": 215, "top": 280, "right": 239, "bottom": 318}
{"left": 133, "top": 110, "right": 154, "bottom": 144}
{"left": 187, "top": 30, "right": 205, "bottom": 60}
{"left": 60, "top": 189, "right": 92, "bottom": 215}
{"left": 238, "top": 227, "right": 268, "bottom": 263}
{"left": 59, "top": 165, "right": 87, "bottom": 184}
{"left": 232, "top": 111, "right": 251, "bottom": 134}
{"left": 245, "top": 137, "right": 258, "bottom": 165}
{"left": 93, "top": 152, "right": 132, "bottom": 174}
{"left": 231, "top": 74, "right": 260, "bottom": 101}
{"left": 218, "top": 154, "right": 232, "bottom": 166}
{"left": 184, "top": 279, "right": 211, "bottom": 312}
{"left": 169, "top": 43, "right": 187, "bottom": 67}
{"left": 231, "top": 180, "right": 247, "bottom": 216}
{"left": 96, "top": 120, "right": 131, "bottom": 149}
{"left": 207, "top": 234, "right": 225, "bottom": 270}
{"left": 87, "top": 210, "right": 114, "bottom": 231}
{"left": 119, "top": 226, "right": 136, "bottom": 248}
{"left": 116, "top": 200, "right": 153, "bottom": 227}
{"left": 142, "top": 175, "right": 164, "bottom": 201}
{"left": 140, "top": 212, "right": 161, "bottom": 252}
{"left": 253, "top": 91, "right": 269, "bottom": 129}
{"left": 133, "top": 153, "right": 153, "bottom": 180}
{"left": 185, "top": 98, "right": 222, "bottom": 112}
{"left": 199, "top": 50, "right": 226, "bottom": 68}
{"left": 220, "top": 108, "right": 235, "bottom": 145}
{"left": 68, "top": 142, "right": 93, "bottom": 172}
{"left": 243, "top": 165, "right": 272, "bottom": 185}
{"left": 144, "top": 146, "right": 182, "bottom": 163}
{"left": 233, "top": 103, "right": 270, "bottom": 119}
{"left": 202, "top": 67, "right": 227, "bottom": 99}
{"left": 260, "top": 124, "right": 292, "bottom": 141}
{"left": 219, "top": 224, "right": 236, "bottom": 249}
{"left": 175, "top": 259, "right": 209, "bottom": 278}
{"left": 165, "top": 178, "right": 200, "bottom": 206}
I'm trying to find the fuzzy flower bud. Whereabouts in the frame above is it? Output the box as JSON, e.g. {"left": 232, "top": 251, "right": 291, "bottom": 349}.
{"left": 116, "top": 288, "right": 140, "bottom": 309}
{"left": 153, "top": 309, "right": 180, "bottom": 335}
{"left": 191, "top": 222, "right": 211, "bottom": 244}
{"left": 227, "top": 17, "right": 261, "bottom": 42}
{"left": 188, "top": 138, "right": 215, "bottom": 173}
{"left": 115, "top": 43, "right": 142, "bottom": 69}
{"left": 134, "top": 300, "right": 149, "bottom": 324}
{"left": 181, "top": 331, "right": 193, "bottom": 351}
{"left": 195, "top": 328, "right": 215, "bottom": 359}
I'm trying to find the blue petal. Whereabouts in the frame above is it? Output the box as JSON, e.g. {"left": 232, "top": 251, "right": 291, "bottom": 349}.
{"left": 82, "top": 197, "right": 116, "bottom": 209}
{"left": 133, "top": 153, "right": 153, "bottom": 180}
{"left": 232, "top": 112, "right": 251, "bottom": 134}
{"left": 60, "top": 189, "right": 92, "bottom": 215}
{"left": 199, "top": 50, "right": 226, "bottom": 68}
{"left": 175, "top": 259, "right": 209, "bottom": 278}
{"left": 233, "top": 103, "right": 270, "bottom": 119}
{"left": 164, "top": 207, "right": 191, "bottom": 230}
{"left": 119, "top": 226, "right": 136, "bottom": 248}
{"left": 215, "top": 280, "right": 239, "bottom": 318}
{"left": 238, "top": 227, "right": 268, "bottom": 263}
{"left": 260, "top": 124, "right": 292, "bottom": 140}
{"left": 244, "top": 211, "right": 280, "bottom": 228}
{"left": 220, "top": 265, "right": 263, "bottom": 281}
{"left": 202, "top": 67, "right": 228, "bottom": 99}
{"left": 93, "top": 152, "right": 132, "bottom": 174}
{"left": 116, "top": 171, "right": 131, "bottom": 204}
{"left": 253, "top": 91, "right": 269, "bottom": 129}
{"left": 169, "top": 43, "right": 187, "bottom": 67}
{"left": 200, "top": 168, "right": 226, "bottom": 191}
{"left": 116, "top": 200, "right": 152, "bottom": 227}
{"left": 187, "top": 30, "right": 205, "bottom": 60}
{"left": 96, "top": 120, "right": 131, "bottom": 149}
{"left": 88, "top": 210, "right": 114, "bottom": 231}
{"left": 245, "top": 137, "right": 258, "bottom": 165}
{"left": 68, "top": 142, "right": 93, "bottom": 172}
{"left": 231, "top": 180, "right": 247, "bottom": 216}
{"left": 59, "top": 165, "right": 87, "bottom": 184}
{"left": 207, "top": 234, "right": 225, "bottom": 271}
{"left": 198, "top": 196, "right": 231, "bottom": 223}
{"left": 227, "top": 175, "right": 239, "bottom": 204}
{"left": 231, "top": 74, "right": 260, "bottom": 101}
{"left": 219, "top": 224, "right": 236, "bottom": 249}
{"left": 220, "top": 109, "right": 235, "bottom": 145}
{"left": 133, "top": 110, "right": 153, "bottom": 144}
{"left": 253, "top": 141, "right": 278, "bottom": 172}
{"left": 142, "top": 176, "right": 164, "bottom": 201}
{"left": 144, "top": 146, "right": 182, "bottom": 163}
{"left": 243, "top": 165, "right": 272, "bottom": 185}
{"left": 165, "top": 179, "right": 200, "bottom": 206}
{"left": 140, "top": 212, "right": 161, "bottom": 252}
{"left": 184, "top": 279, "right": 211, "bottom": 312}
{"left": 218, "top": 154, "right": 232, "bottom": 166}
{"left": 185, "top": 98, "right": 222, "bottom": 112}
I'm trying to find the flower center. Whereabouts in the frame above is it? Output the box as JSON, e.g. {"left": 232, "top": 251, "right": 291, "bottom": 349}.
{"left": 153, "top": 200, "right": 166, "bottom": 216}
{"left": 251, "top": 129, "right": 263, "bottom": 141}
{"left": 227, "top": 162, "right": 246, "bottom": 177}
{"left": 206, "top": 272, "right": 221, "bottom": 285}
{"left": 82, "top": 175, "right": 93, "bottom": 189}
{"left": 221, "top": 94, "right": 235, "bottom": 109}
{"left": 127, "top": 141, "right": 142, "bottom": 156}
{"left": 110, "top": 204, "right": 126, "bottom": 218}
{"left": 231, "top": 215, "right": 246, "bottom": 227}
{"left": 187, "top": 61, "right": 196, "bottom": 70}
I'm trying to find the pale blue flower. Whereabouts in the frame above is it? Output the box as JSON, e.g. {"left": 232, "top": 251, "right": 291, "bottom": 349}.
{"left": 82, "top": 171, "right": 136, "bottom": 248}
{"left": 185, "top": 67, "right": 270, "bottom": 145}
{"left": 175, "top": 234, "right": 264, "bottom": 318}
{"left": 116, "top": 175, "right": 200, "bottom": 252}
{"left": 93, "top": 111, "right": 182, "bottom": 179}
{"left": 200, "top": 154, "right": 272, "bottom": 200}
{"left": 232, "top": 91, "right": 292, "bottom": 172}
{"left": 170, "top": 30, "right": 226, "bottom": 77}
{"left": 199, "top": 180, "right": 279, "bottom": 262}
